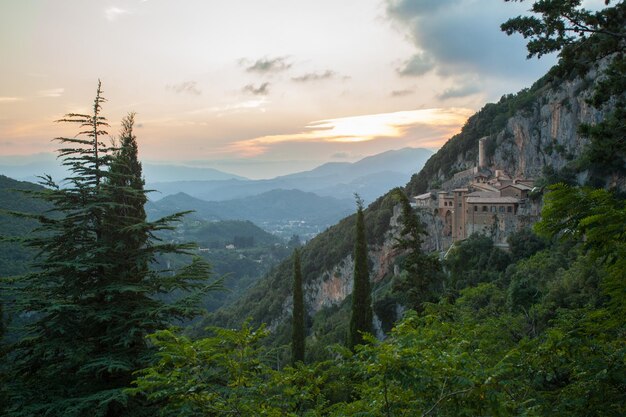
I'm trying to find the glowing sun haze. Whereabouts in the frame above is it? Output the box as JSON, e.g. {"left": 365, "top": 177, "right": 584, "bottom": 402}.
{"left": 0, "top": 0, "right": 561, "bottom": 178}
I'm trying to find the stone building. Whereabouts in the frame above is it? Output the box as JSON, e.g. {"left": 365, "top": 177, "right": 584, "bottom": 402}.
{"left": 413, "top": 139, "right": 540, "bottom": 249}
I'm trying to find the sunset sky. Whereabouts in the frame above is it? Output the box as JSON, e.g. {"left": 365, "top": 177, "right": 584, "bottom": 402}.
{"left": 0, "top": 0, "right": 569, "bottom": 178}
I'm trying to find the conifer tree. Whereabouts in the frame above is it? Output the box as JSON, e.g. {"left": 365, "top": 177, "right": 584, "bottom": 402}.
{"left": 348, "top": 194, "right": 373, "bottom": 350}
{"left": 291, "top": 248, "right": 305, "bottom": 364}
{"left": 5, "top": 83, "right": 217, "bottom": 417}
{"left": 391, "top": 188, "right": 442, "bottom": 310}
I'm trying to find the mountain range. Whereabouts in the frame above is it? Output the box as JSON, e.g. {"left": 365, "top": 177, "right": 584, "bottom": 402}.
{"left": 147, "top": 147, "right": 433, "bottom": 202}
{"left": 146, "top": 188, "right": 354, "bottom": 236}
{"left": 1, "top": 147, "right": 433, "bottom": 205}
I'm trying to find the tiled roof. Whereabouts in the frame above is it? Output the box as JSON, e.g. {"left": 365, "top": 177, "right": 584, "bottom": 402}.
{"left": 466, "top": 191, "right": 500, "bottom": 198}
{"left": 414, "top": 192, "right": 433, "bottom": 200}
{"left": 466, "top": 196, "right": 519, "bottom": 204}
{"left": 507, "top": 183, "right": 533, "bottom": 191}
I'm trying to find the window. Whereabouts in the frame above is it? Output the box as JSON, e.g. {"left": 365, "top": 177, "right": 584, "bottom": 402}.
{"left": 499, "top": 206, "right": 505, "bottom": 213}
{"left": 474, "top": 206, "right": 477, "bottom": 212}
{"left": 482, "top": 206, "right": 487, "bottom": 212}
{"left": 458, "top": 202, "right": 462, "bottom": 207}
{"left": 507, "top": 206, "right": 512, "bottom": 213}
{"left": 491, "top": 206, "right": 496, "bottom": 212}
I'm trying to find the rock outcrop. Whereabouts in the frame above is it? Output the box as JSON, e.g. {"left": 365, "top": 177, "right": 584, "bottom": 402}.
{"left": 491, "top": 69, "right": 606, "bottom": 181}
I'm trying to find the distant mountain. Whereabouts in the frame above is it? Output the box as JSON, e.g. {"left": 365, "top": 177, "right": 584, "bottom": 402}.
{"left": 277, "top": 147, "right": 433, "bottom": 182}
{"left": 183, "top": 220, "right": 282, "bottom": 248}
{"left": 146, "top": 189, "right": 354, "bottom": 226}
{"left": 142, "top": 164, "right": 246, "bottom": 182}
{"left": 0, "top": 154, "right": 68, "bottom": 183}
{"left": 147, "top": 147, "right": 434, "bottom": 202}
{"left": 0, "top": 153, "right": 246, "bottom": 183}
{"left": 2, "top": 148, "right": 433, "bottom": 202}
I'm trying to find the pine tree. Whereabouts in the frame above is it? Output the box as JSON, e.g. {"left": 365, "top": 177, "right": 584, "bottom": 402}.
{"left": 291, "top": 248, "right": 305, "bottom": 364}
{"left": 391, "top": 188, "right": 442, "bottom": 311}
{"left": 5, "top": 83, "right": 217, "bottom": 417}
{"left": 348, "top": 194, "right": 373, "bottom": 350}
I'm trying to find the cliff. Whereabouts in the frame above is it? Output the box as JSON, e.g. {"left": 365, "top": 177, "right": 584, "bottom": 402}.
{"left": 406, "top": 60, "right": 614, "bottom": 195}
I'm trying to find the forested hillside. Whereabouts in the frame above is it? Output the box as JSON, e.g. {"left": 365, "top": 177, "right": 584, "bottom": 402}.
{"left": 0, "top": 175, "right": 50, "bottom": 275}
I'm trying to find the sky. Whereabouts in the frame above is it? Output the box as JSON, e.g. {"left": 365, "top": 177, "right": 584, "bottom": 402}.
{"left": 0, "top": 0, "right": 565, "bottom": 179}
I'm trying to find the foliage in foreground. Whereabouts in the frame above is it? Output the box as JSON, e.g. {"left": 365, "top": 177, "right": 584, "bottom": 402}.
{"left": 1, "top": 85, "right": 219, "bottom": 417}
{"left": 131, "top": 183, "right": 626, "bottom": 416}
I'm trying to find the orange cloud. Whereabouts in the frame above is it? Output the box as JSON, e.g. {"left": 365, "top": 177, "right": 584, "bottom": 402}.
{"left": 229, "top": 107, "right": 473, "bottom": 157}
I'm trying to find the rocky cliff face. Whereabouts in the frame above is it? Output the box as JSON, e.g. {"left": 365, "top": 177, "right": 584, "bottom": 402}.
{"left": 268, "top": 207, "right": 404, "bottom": 331}
{"left": 491, "top": 68, "right": 606, "bottom": 181}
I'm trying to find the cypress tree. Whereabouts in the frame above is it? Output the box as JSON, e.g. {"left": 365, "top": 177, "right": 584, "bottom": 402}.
{"left": 291, "top": 248, "right": 305, "bottom": 364}
{"left": 5, "top": 83, "right": 217, "bottom": 417}
{"left": 348, "top": 194, "right": 373, "bottom": 350}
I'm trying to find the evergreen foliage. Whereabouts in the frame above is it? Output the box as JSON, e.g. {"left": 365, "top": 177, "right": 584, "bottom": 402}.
{"left": 291, "top": 249, "right": 305, "bottom": 364}
{"left": 130, "top": 208, "right": 625, "bottom": 416}
{"left": 3, "top": 83, "right": 218, "bottom": 417}
{"left": 348, "top": 194, "right": 373, "bottom": 350}
{"left": 390, "top": 189, "right": 443, "bottom": 311}
{"left": 444, "top": 234, "right": 512, "bottom": 293}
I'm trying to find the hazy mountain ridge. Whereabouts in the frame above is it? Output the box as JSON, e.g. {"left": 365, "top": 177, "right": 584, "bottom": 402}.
{"left": 147, "top": 147, "right": 433, "bottom": 202}
{"left": 0, "top": 154, "right": 246, "bottom": 184}
{"left": 146, "top": 188, "right": 354, "bottom": 239}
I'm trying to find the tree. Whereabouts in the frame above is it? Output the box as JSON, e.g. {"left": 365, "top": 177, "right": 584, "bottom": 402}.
{"left": 391, "top": 189, "right": 442, "bottom": 311}
{"left": 501, "top": 0, "right": 626, "bottom": 59}
{"left": 291, "top": 248, "right": 305, "bottom": 364}
{"left": 535, "top": 184, "right": 626, "bottom": 316}
{"left": 288, "top": 234, "right": 302, "bottom": 249}
{"left": 348, "top": 194, "right": 373, "bottom": 350}
{"left": 5, "top": 83, "right": 218, "bottom": 417}
{"left": 444, "top": 234, "right": 512, "bottom": 293}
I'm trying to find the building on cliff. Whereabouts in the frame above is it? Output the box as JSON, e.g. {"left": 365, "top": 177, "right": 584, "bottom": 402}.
{"left": 412, "top": 137, "right": 541, "bottom": 250}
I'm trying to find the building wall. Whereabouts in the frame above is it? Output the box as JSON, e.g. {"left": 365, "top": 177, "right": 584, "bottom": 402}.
{"left": 500, "top": 187, "right": 528, "bottom": 199}
{"left": 466, "top": 202, "right": 518, "bottom": 243}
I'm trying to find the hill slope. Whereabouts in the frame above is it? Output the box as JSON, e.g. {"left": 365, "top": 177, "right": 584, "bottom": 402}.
{"left": 0, "top": 175, "right": 50, "bottom": 276}
{"left": 146, "top": 189, "right": 354, "bottom": 229}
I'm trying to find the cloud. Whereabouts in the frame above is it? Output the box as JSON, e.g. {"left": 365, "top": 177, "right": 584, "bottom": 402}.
{"left": 385, "top": 0, "right": 556, "bottom": 86}
{"left": 397, "top": 52, "right": 435, "bottom": 76}
{"left": 228, "top": 107, "right": 473, "bottom": 157}
{"left": 390, "top": 89, "right": 414, "bottom": 97}
{"left": 105, "top": 7, "right": 131, "bottom": 21}
{"left": 292, "top": 70, "right": 337, "bottom": 82}
{"left": 242, "top": 82, "right": 270, "bottom": 96}
{"left": 38, "top": 88, "right": 64, "bottom": 98}
{"left": 241, "top": 56, "right": 292, "bottom": 74}
{"left": 438, "top": 82, "right": 481, "bottom": 100}
{"left": 0, "top": 97, "right": 23, "bottom": 103}
{"left": 386, "top": 0, "right": 457, "bottom": 18}
{"left": 188, "top": 98, "right": 269, "bottom": 116}
{"left": 167, "top": 81, "right": 201, "bottom": 96}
